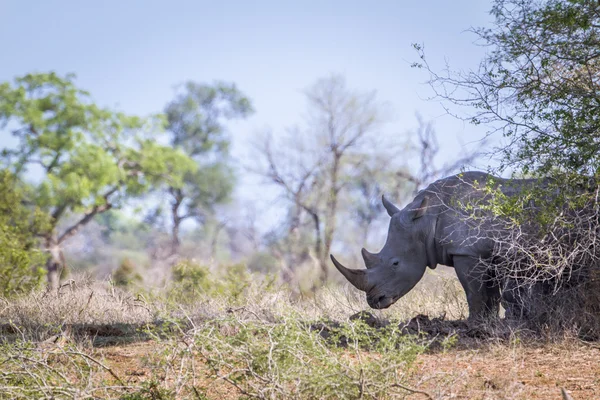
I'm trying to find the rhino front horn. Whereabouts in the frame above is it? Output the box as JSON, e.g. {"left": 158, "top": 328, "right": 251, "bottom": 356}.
{"left": 330, "top": 254, "right": 370, "bottom": 291}
{"left": 382, "top": 195, "right": 400, "bottom": 217}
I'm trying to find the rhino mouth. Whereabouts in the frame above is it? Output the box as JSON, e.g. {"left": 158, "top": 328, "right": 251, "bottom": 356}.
{"left": 367, "top": 295, "right": 400, "bottom": 309}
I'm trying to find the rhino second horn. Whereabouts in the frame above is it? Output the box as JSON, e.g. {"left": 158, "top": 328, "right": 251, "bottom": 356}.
{"left": 330, "top": 254, "right": 370, "bottom": 291}
{"left": 382, "top": 195, "right": 400, "bottom": 217}
{"left": 361, "top": 248, "right": 378, "bottom": 269}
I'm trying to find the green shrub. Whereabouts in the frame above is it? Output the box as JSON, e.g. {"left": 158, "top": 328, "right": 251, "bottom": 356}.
{"left": 195, "top": 316, "right": 426, "bottom": 399}
{"left": 169, "top": 259, "right": 251, "bottom": 303}
{"left": 218, "top": 262, "right": 251, "bottom": 300}
{"left": 247, "top": 251, "right": 279, "bottom": 274}
{"left": 0, "top": 170, "right": 50, "bottom": 296}
{"left": 112, "top": 258, "right": 142, "bottom": 288}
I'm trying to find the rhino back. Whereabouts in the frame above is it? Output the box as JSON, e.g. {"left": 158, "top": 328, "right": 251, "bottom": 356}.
{"left": 419, "top": 171, "right": 520, "bottom": 264}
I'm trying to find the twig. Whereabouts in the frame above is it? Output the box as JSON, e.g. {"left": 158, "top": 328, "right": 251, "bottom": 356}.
{"left": 65, "top": 351, "right": 125, "bottom": 386}
{"left": 390, "top": 383, "right": 434, "bottom": 399}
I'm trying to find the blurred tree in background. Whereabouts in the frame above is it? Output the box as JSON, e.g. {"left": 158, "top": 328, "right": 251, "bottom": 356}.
{"left": 256, "top": 75, "right": 395, "bottom": 285}
{"left": 162, "top": 81, "right": 254, "bottom": 258}
{"left": 0, "top": 72, "right": 196, "bottom": 288}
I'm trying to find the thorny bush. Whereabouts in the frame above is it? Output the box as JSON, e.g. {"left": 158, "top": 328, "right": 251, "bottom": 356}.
{"left": 194, "top": 315, "right": 427, "bottom": 399}
{"left": 470, "top": 176, "right": 600, "bottom": 335}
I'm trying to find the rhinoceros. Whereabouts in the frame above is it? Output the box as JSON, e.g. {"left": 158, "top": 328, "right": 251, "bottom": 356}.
{"left": 331, "top": 171, "right": 539, "bottom": 320}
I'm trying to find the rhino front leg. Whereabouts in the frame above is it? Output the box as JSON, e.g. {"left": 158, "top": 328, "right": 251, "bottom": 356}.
{"left": 453, "top": 256, "right": 500, "bottom": 320}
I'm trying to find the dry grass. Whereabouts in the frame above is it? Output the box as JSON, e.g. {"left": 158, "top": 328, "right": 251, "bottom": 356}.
{"left": 0, "top": 275, "right": 154, "bottom": 343}
{"left": 0, "top": 271, "right": 595, "bottom": 399}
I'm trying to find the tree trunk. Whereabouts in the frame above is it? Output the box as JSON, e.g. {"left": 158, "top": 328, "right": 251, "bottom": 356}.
{"left": 45, "top": 236, "right": 63, "bottom": 290}
{"left": 321, "top": 154, "right": 341, "bottom": 285}
{"left": 210, "top": 221, "right": 227, "bottom": 260}
{"left": 171, "top": 216, "right": 181, "bottom": 256}
{"left": 307, "top": 210, "right": 327, "bottom": 286}
{"left": 170, "top": 188, "right": 184, "bottom": 256}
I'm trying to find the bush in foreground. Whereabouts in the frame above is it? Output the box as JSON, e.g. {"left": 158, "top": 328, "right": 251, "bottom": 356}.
{"left": 194, "top": 316, "right": 426, "bottom": 399}
{"left": 0, "top": 170, "right": 50, "bottom": 297}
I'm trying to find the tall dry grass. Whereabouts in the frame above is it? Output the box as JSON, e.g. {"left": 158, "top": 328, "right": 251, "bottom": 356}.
{"left": 0, "top": 270, "right": 469, "bottom": 399}
{"left": 0, "top": 268, "right": 589, "bottom": 399}
{"left": 0, "top": 269, "right": 466, "bottom": 340}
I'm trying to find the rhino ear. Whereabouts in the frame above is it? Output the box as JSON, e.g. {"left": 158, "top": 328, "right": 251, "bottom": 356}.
{"left": 411, "top": 196, "right": 429, "bottom": 220}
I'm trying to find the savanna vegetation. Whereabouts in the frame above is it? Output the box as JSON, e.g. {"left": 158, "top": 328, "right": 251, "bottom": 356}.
{"left": 1, "top": 0, "right": 600, "bottom": 398}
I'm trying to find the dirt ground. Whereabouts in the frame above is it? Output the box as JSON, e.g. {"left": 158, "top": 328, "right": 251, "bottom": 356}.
{"left": 94, "top": 337, "right": 599, "bottom": 399}
{"left": 414, "top": 344, "right": 599, "bottom": 399}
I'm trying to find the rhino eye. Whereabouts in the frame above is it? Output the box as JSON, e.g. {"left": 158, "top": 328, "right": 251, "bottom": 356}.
{"left": 392, "top": 261, "right": 399, "bottom": 266}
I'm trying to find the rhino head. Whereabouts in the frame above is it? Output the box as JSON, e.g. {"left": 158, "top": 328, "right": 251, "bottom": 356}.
{"left": 331, "top": 194, "right": 434, "bottom": 309}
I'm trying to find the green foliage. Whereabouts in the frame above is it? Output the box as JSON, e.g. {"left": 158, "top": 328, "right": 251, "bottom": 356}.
{"left": 112, "top": 258, "right": 142, "bottom": 288}
{"left": 196, "top": 317, "right": 425, "bottom": 399}
{"left": 178, "top": 162, "right": 235, "bottom": 218}
{"left": 165, "top": 81, "right": 253, "bottom": 157}
{"left": 218, "top": 262, "right": 251, "bottom": 298}
{"left": 0, "top": 170, "right": 49, "bottom": 296}
{"left": 163, "top": 81, "right": 253, "bottom": 233}
{"left": 458, "top": 177, "right": 546, "bottom": 226}
{"left": 0, "top": 71, "right": 196, "bottom": 241}
{"left": 484, "top": 0, "right": 600, "bottom": 177}
{"left": 416, "top": 0, "right": 600, "bottom": 180}
{"left": 169, "top": 259, "right": 251, "bottom": 303}
{"left": 170, "top": 259, "right": 212, "bottom": 296}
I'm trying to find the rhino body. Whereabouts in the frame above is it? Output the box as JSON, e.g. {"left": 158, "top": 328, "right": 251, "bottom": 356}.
{"left": 332, "top": 171, "right": 541, "bottom": 319}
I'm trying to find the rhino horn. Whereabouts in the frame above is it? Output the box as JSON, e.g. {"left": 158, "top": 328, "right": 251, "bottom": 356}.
{"left": 382, "top": 195, "right": 400, "bottom": 217}
{"left": 330, "top": 254, "right": 370, "bottom": 291}
{"left": 361, "top": 248, "right": 378, "bottom": 269}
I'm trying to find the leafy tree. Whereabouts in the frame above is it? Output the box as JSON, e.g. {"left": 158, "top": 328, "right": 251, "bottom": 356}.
{"left": 0, "top": 72, "right": 196, "bottom": 288}
{"left": 163, "top": 81, "right": 253, "bottom": 256}
{"left": 415, "top": 0, "right": 600, "bottom": 178}
{"left": 0, "top": 170, "right": 50, "bottom": 296}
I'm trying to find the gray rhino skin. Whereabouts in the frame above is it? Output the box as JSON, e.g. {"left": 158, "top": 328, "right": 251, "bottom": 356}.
{"left": 331, "top": 171, "right": 535, "bottom": 320}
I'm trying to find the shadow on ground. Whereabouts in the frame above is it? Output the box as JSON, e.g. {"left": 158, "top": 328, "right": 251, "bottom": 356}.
{"left": 0, "top": 319, "right": 191, "bottom": 346}
{"left": 311, "top": 311, "right": 535, "bottom": 351}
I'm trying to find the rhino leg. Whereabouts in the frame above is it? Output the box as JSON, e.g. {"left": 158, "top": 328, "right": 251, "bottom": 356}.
{"left": 454, "top": 256, "right": 500, "bottom": 320}
{"left": 484, "top": 276, "right": 501, "bottom": 317}
{"left": 502, "top": 278, "right": 527, "bottom": 319}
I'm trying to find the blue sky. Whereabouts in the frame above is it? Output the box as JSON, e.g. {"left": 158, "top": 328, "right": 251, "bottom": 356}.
{"left": 0, "top": 0, "right": 495, "bottom": 216}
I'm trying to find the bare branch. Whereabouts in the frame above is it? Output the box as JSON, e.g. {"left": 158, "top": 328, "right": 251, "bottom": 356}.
{"left": 57, "top": 187, "right": 119, "bottom": 244}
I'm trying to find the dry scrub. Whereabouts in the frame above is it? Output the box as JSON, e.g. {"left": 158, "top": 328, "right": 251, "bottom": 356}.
{"left": 0, "top": 272, "right": 591, "bottom": 399}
